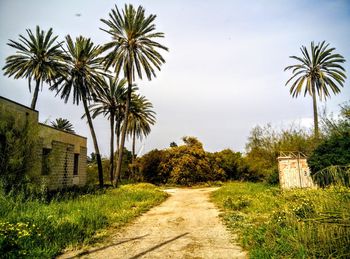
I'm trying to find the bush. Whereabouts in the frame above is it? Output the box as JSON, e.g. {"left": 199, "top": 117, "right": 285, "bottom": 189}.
{"left": 137, "top": 137, "right": 227, "bottom": 185}
{"left": 0, "top": 111, "right": 39, "bottom": 194}
{"left": 86, "top": 148, "right": 133, "bottom": 185}
{"left": 137, "top": 149, "right": 169, "bottom": 184}
{"left": 211, "top": 149, "right": 242, "bottom": 180}
{"left": 308, "top": 130, "right": 350, "bottom": 174}
{"left": 244, "top": 124, "right": 317, "bottom": 182}
{"left": 159, "top": 137, "right": 225, "bottom": 185}
{"left": 308, "top": 103, "right": 350, "bottom": 187}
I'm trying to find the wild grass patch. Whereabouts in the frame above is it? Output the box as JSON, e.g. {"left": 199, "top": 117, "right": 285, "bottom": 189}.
{"left": 212, "top": 182, "right": 350, "bottom": 258}
{"left": 0, "top": 183, "right": 168, "bottom": 258}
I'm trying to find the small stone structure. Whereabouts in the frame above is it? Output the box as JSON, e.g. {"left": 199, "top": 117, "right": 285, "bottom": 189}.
{"left": 278, "top": 152, "right": 315, "bottom": 189}
{"left": 0, "top": 96, "right": 87, "bottom": 190}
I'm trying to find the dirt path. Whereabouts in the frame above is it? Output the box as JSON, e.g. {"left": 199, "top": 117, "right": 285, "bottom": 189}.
{"left": 60, "top": 188, "right": 246, "bottom": 259}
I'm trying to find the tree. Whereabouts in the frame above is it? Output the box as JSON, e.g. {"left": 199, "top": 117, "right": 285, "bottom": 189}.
{"left": 3, "top": 26, "right": 65, "bottom": 109}
{"left": 128, "top": 94, "right": 156, "bottom": 164}
{"left": 101, "top": 4, "right": 168, "bottom": 186}
{"left": 308, "top": 131, "right": 350, "bottom": 175}
{"left": 212, "top": 149, "right": 242, "bottom": 180}
{"left": 137, "top": 149, "right": 168, "bottom": 184}
{"left": 88, "top": 152, "right": 96, "bottom": 164}
{"left": 88, "top": 77, "right": 127, "bottom": 184}
{"left": 51, "top": 118, "right": 75, "bottom": 133}
{"left": 51, "top": 35, "right": 106, "bottom": 188}
{"left": 284, "top": 41, "right": 346, "bottom": 137}
{"left": 309, "top": 103, "right": 350, "bottom": 175}
{"left": 158, "top": 137, "right": 225, "bottom": 185}
{"left": 170, "top": 142, "right": 177, "bottom": 147}
{"left": 244, "top": 124, "right": 317, "bottom": 182}
{"left": 0, "top": 110, "right": 39, "bottom": 193}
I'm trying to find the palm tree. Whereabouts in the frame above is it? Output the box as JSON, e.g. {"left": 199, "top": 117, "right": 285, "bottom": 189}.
{"left": 284, "top": 41, "right": 346, "bottom": 136}
{"left": 88, "top": 77, "right": 127, "bottom": 184}
{"left": 51, "top": 118, "right": 75, "bottom": 133}
{"left": 128, "top": 94, "right": 156, "bottom": 163}
{"left": 51, "top": 35, "right": 106, "bottom": 188}
{"left": 100, "top": 4, "right": 168, "bottom": 185}
{"left": 3, "top": 26, "right": 65, "bottom": 109}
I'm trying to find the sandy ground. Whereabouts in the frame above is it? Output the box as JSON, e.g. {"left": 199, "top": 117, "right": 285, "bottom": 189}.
{"left": 59, "top": 188, "right": 246, "bottom": 259}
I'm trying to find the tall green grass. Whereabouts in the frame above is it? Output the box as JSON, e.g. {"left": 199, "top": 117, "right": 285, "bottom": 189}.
{"left": 313, "top": 165, "right": 350, "bottom": 187}
{"left": 212, "top": 182, "right": 350, "bottom": 258}
{"left": 0, "top": 183, "right": 168, "bottom": 258}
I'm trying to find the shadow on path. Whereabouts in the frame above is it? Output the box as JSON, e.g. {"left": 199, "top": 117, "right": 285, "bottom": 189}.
{"left": 128, "top": 232, "right": 189, "bottom": 259}
{"left": 64, "top": 234, "right": 149, "bottom": 259}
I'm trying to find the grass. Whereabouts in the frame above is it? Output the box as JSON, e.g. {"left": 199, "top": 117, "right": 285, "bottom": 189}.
{"left": 160, "top": 180, "right": 224, "bottom": 189}
{"left": 0, "top": 183, "right": 168, "bottom": 258}
{"left": 211, "top": 182, "right": 350, "bottom": 258}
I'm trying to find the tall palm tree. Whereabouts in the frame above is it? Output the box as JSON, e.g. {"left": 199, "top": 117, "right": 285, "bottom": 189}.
{"left": 3, "top": 26, "right": 66, "bottom": 109}
{"left": 284, "top": 41, "right": 346, "bottom": 136}
{"left": 88, "top": 77, "right": 127, "bottom": 184}
{"left": 113, "top": 85, "right": 138, "bottom": 171}
{"left": 100, "top": 4, "right": 168, "bottom": 185}
{"left": 127, "top": 94, "right": 156, "bottom": 163}
{"left": 51, "top": 35, "right": 106, "bottom": 188}
{"left": 51, "top": 118, "right": 75, "bottom": 133}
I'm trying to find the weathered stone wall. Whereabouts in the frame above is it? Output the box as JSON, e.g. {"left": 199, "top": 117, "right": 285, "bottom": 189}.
{"left": 78, "top": 147, "right": 87, "bottom": 187}
{"left": 278, "top": 156, "right": 316, "bottom": 189}
{"left": 39, "top": 124, "right": 87, "bottom": 189}
{"left": 0, "top": 96, "right": 38, "bottom": 127}
{"left": 0, "top": 96, "right": 88, "bottom": 190}
{"left": 42, "top": 141, "right": 73, "bottom": 189}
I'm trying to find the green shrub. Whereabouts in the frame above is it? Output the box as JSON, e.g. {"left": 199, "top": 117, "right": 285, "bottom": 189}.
{"left": 0, "top": 183, "right": 167, "bottom": 257}
{"left": 244, "top": 124, "right": 318, "bottom": 182}
{"left": 308, "top": 103, "right": 350, "bottom": 187}
{"left": 137, "top": 149, "right": 169, "bottom": 184}
{"left": 159, "top": 137, "right": 226, "bottom": 185}
{"left": 86, "top": 148, "right": 133, "bottom": 185}
{"left": 308, "top": 130, "right": 350, "bottom": 174}
{"left": 0, "top": 111, "right": 39, "bottom": 194}
{"left": 312, "top": 165, "right": 350, "bottom": 187}
{"left": 137, "top": 137, "right": 227, "bottom": 185}
{"left": 212, "top": 182, "right": 350, "bottom": 258}
{"left": 211, "top": 149, "right": 242, "bottom": 180}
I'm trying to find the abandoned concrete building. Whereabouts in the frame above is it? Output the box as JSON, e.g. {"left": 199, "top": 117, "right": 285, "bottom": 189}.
{"left": 0, "top": 96, "right": 87, "bottom": 190}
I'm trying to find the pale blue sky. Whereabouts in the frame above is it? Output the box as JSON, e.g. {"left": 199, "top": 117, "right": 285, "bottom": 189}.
{"left": 0, "top": 0, "right": 349, "bottom": 156}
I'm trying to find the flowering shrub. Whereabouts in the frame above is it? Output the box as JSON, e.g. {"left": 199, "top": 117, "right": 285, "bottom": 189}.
{"left": 159, "top": 137, "right": 226, "bottom": 185}
{"left": 0, "top": 221, "right": 41, "bottom": 257}
{"left": 291, "top": 199, "right": 315, "bottom": 219}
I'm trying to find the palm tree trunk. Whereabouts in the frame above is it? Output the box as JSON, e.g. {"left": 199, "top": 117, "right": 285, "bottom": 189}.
{"left": 312, "top": 85, "right": 319, "bottom": 137}
{"left": 31, "top": 80, "right": 41, "bottom": 109}
{"left": 116, "top": 120, "right": 121, "bottom": 152}
{"left": 132, "top": 128, "right": 136, "bottom": 164}
{"left": 130, "top": 128, "right": 137, "bottom": 181}
{"left": 114, "top": 120, "right": 121, "bottom": 177}
{"left": 82, "top": 96, "right": 104, "bottom": 188}
{"left": 109, "top": 111, "right": 115, "bottom": 185}
{"left": 115, "top": 70, "right": 132, "bottom": 186}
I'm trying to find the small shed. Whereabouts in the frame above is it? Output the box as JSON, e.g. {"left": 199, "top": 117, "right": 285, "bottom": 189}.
{"left": 277, "top": 151, "right": 315, "bottom": 189}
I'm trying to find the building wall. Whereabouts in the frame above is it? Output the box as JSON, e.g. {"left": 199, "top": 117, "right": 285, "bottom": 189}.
{"left": 38, "top": 123, "right": 87, "bottom": 189}
{"left": 0, "top": 96, "right": 38, "bottom": 127}
{"left": 0, "top": 96, "right": 87, "bottom": 190}
{"left": 278, "top": 156, "right": 316, "bottom": 189}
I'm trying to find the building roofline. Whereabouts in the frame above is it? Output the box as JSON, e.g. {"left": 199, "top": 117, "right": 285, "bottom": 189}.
{"left": 0, "top": 96, "right": 38, "bottom": 113}
{"left": 39, "top": 123, "right": 87, "bottom": 139}
{"left": 1, "top": 96, "right": 87, "bottom": 139}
